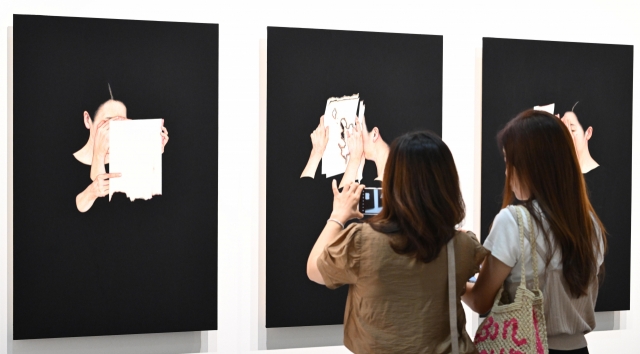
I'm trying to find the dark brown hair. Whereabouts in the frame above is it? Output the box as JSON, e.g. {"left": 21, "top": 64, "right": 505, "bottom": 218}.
{"left": 498, "top": 109, "right": 607, "bottom": 297}
{"left": 369, "top": 131, "right": 465, "bottom": 263}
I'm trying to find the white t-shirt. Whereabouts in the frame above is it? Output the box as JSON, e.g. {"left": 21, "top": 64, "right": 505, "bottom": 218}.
{"left": 484, "top": 203, "right": 604, "bottom": 282}
{"left": 484, "top": 205, "right": 557, "bottom": 284}
{"left": 483, "top": 202, "right": 604, "bottom": 350}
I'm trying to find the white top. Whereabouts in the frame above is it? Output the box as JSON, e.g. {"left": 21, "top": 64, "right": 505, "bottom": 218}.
{"left": 484, "top": 202, "right": 604, "bottom": 350}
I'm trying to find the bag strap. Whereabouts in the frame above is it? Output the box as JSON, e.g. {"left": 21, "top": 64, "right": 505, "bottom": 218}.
{"left": 514, "top": 206, "right": 540, "bottom": 291}
{"left": 447, "top": 236, "right": 460, "bottom": 354}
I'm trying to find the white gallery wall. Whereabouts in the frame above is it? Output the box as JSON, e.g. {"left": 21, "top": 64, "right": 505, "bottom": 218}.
{"left": 0, "top": 1, "right": 639, "bottom": 353}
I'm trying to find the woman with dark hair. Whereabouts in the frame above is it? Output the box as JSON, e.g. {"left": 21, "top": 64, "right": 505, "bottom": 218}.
{"left": 307, "top": 131, "right": 488, "bottom": 353}
{"left": 463, "top": 110, "right": 606, "bottom": 354}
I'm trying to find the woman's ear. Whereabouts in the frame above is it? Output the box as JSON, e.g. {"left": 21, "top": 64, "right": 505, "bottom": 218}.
{"left": 585, "top": 126, "right": 593, "bottom": 141}
{"left": 372, "top": 127, "right": 380, "bottom": 142}
{"left": 83, "top": 111, "right": 92, "bottom": 130}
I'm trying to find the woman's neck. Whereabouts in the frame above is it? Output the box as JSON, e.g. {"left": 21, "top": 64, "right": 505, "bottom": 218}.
{"left": 373, "top": 143, "right": 389, "bottom": 181}
{"left": 73, "top": 139, "right": 94, "bottom": 165}
{"left": 579, "top": 149, "right": 599, "bottom": 173}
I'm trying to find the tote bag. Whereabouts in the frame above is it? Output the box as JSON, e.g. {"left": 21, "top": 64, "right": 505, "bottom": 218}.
{"left": 474, "top": 205, "right": 548, "bottom": 354}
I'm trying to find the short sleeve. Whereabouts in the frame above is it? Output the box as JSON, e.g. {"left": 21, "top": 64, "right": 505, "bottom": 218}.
{"left": 317, "top": 223, "right": 361, "bottom": 289}
{"left": 464, "top": 231, "right": 490, "bottom": 273}
{"left": 483, "top": 208, "right": 520, "bottom": 268}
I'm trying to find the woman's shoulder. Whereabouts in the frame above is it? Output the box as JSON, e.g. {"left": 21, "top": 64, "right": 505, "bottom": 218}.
{"left": 493, "top": 206, "right": 520, "bottom": 230}
{"left": 483, "top": 206, "right": 521, "bottom": 251}
{"left": 451, "top": 230, "right": 490, "bottom": 271}
{"left": 453, "top": 229, "right": 480, "bottom": 245}
{"left": 453, "top": 229, "right": 481, "bottom": 251}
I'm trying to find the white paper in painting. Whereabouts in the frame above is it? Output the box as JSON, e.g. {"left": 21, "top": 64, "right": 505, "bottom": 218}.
{"left": 356, "top": 101, "right": 365, "bottom": 182}
{"left": 109, "top": 119, "right": 163, "bottom": 201}
{"left": 533, "top": 103, "right": 555, "bottom": 115}
{"left": 321, "top": 94, "right": 360, "bottom": 178}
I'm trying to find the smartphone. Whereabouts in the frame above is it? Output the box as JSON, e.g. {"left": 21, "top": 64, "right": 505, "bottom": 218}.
{"left": 360, "top": 187, "right": 383, "bottom": 215}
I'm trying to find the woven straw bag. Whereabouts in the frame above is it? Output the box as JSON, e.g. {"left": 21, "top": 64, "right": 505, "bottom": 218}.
{"left": 474, "top": 205, "right": 549, "bottom": 354}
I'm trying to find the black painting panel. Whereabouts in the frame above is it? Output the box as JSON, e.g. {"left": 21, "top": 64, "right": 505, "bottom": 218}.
{"left": 13, "top": 15, "right": 218, "bottom": 339}
{"left": 267, "top": 27, "right": 442, "bottom": 327}
{"left": 481, "top": 38, "right": 633, "bottom": 311}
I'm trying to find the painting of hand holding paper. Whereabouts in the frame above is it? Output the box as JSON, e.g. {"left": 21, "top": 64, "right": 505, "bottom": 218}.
{"left": 74, "top": 86, "right": 170, "bottom": 212}
{"left": 321, "top": 94, "right": 361, "bottom": 178}
{"left": 13, "top": 15, "right": 218, "bottom": 339}
{"left": 301, "top": 94, "right": 391, "bottom": 188}
{"left": 267, "top": 27, "right": 442, "bottom": 328}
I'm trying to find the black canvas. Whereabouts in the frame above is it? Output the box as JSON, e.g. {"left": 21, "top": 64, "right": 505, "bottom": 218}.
{"left": 267, "top": 26, "right": 443, "bottom": 328}
{"left": 13, "top": 15, "right": 218, "bottom": 339}
{"left": 481, "top": 37, "right": 633, "bottom": 312}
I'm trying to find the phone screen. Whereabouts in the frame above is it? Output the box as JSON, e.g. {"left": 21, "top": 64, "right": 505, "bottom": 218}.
{"left": 360, "top": 187, "right": 383, "bottom": 215}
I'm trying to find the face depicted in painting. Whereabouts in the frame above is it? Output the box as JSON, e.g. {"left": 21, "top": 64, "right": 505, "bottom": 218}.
{"left": 560, "top": 109, "right": 599, "bottom": 173}
{"left": 561, "top": 111, "right": 591, "bottom": 159}
{"left": 74, "top": 99, "right": 128, "bottom": 166}
{"left": 85, "top": 100, "right": 128, "bottom": 145}
{"left": 360, "top": 116, "right": 389, "bottom": 180}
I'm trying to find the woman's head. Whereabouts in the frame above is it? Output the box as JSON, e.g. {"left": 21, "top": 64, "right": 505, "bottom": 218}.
{"left": 498, "top": 109, "right": 606, "bottom": 297}
{"left": 370, "top": 131, "right": 465, "bottom": 263}
{"left": 499, "top": 109, "right": 582, "bottom": 205}
{"left": 560, "top": 102, "right": 593, "bottom": 158}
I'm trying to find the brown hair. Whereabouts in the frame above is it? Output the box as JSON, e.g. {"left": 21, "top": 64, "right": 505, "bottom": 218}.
{"left": 369, "top": 131, "right": 465, "bottom": 263}
{"left": 498, "top": 109, "right": 606, "bottom": 297}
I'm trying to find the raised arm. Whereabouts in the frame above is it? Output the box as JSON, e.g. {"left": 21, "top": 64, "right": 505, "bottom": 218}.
{"left": 301, "top": 116, "right": 329, "bottom": 178}
{"left": 90, "top": 119, "right": 111, "bottom": 181}
{"left": 307, "top": 181, "right": 365, "bottom": 284}
{"left": 339, "top": 117, "right": 364, "bottom": 188}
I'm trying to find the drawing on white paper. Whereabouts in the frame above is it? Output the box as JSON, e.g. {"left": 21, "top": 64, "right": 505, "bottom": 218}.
{"left": 109, "top": 119, "right": 163, "bottom": 201}
{"left": 300, "top": 94, "right": 372, "bottom": 189}
{"left": 322, "top": 94, "right": 361, "bottom": 177}
{"left": 300, "top": 94, "right": 390, "bottom": 189}
{"left": 534, "top": 103, "right": 555, "bottom": 115}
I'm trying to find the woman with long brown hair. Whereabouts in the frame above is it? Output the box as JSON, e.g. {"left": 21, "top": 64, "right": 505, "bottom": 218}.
{"left": 307, "top": 131, "right": 488, "bottom": 353}
{"left": 463, "top": 110, "right": 606, "bottom": 354}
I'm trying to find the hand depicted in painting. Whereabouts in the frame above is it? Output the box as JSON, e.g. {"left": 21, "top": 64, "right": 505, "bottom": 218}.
{"left": 74, "top": 97, "right": 171, "bottom": 212}
{"left": 336, "top": 109, "right": 358, "bottom": 164}
{"left": 90, "top": 115, "right": 128, "bottom": 181}
{"left": 559, "top": 102, "right": 599, "bottom": 173}
{"left": 161, "top": 125, "right": 169, "bottom": 153}
{"left": 339, "top": 117, "right": 364, "bottom": 188}
{"left": 300, "top": 116, "right": 329, "bottom": 178}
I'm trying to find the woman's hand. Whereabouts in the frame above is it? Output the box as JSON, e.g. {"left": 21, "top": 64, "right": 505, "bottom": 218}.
{"left": 93, "top": 119, "right": 111, "bottom": 159}
{"left": 307, "top": 180, "right": 365, "bottom": 284}
{"left": 559, "top": 113, "right": 578, "bottom": 151}
{"left": 300, "top": 116, "right": 329, "bottom": 178}
{"left": 330, "top": 180, "right": 365, "bottom": 224}
{"left": 310, "top": 115, "right": 329, "bottom": 158}
{"left": 161, "top": 123, "right": 169, "bottom": 153}
{"left": 93, "top": 116, "right": 128, "bottom": 159}
{"left": 339, "top": 117, "right": 364, "bottom": 188}
{"left": 346, "top": 117, "right": 363, "bottom": 162}
{"left": 90, "top": 172, "right": 121, "bottom": 198}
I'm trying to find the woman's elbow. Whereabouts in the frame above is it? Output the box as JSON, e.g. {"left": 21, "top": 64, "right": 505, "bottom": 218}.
{"left": 306, "top": 258, "right": 324, "bottom": 284}
{"left": 473, "top": 299, "right": 493, "bottom": 315}
{"left": 306, "top": 261, "right": 315, "bottom": 281}
{"left": 463, "top": 287, "right": 492, "bottom": 314}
